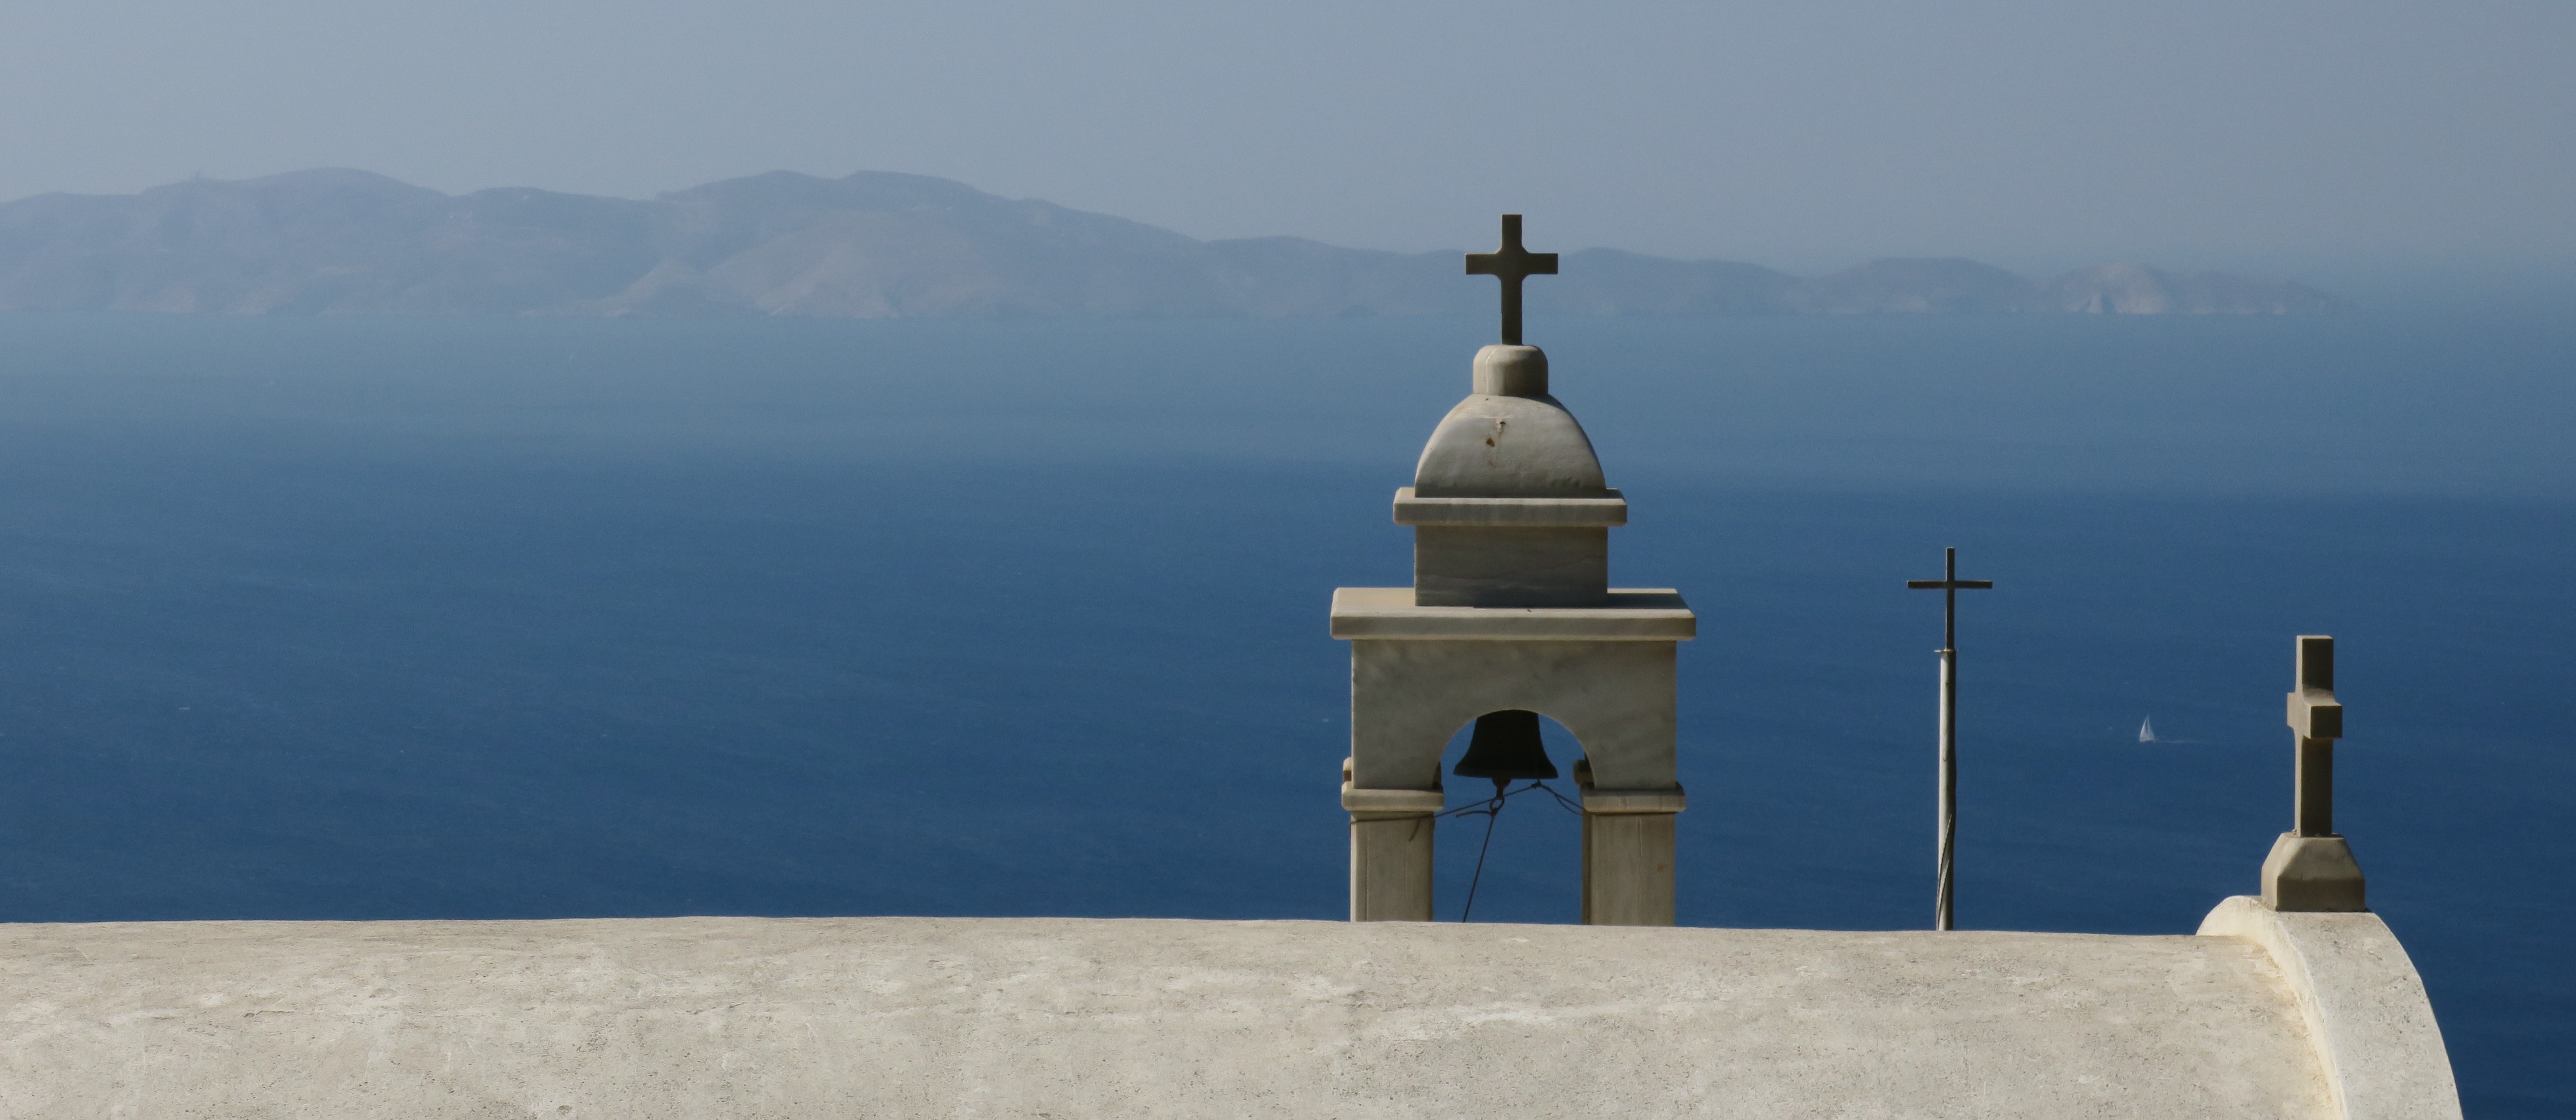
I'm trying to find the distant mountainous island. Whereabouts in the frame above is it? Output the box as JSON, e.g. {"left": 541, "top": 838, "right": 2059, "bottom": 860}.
{"left": 0, "top": 169, "right": 2342, "bottom": 318}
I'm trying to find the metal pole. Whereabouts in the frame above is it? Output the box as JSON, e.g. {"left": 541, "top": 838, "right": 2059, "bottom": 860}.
{"left": 1907, "top": 546, "right": 1988, "bottom": 933}
{"left": 1936, "top": 645, "right": 1956, "bottom": 931}
{"left": 1936, "top": 547, "right": 1958, "bottom": 932}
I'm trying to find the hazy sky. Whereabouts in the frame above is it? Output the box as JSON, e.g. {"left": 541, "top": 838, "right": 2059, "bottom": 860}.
{"left": 2, "top": 0, "right": 2569, "bottom": 274}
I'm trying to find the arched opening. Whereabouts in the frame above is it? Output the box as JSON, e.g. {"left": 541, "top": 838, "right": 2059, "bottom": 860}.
{"left": 1433, "top": 710, "right": 1587, "bottom": 924}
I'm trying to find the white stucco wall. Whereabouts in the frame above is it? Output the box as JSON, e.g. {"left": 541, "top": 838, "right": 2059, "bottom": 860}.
{"left": 0, "top": 915, "right": 2353, "bottom": 1118}
{"left": 2200, "top": 896, "right": 2462, "bottom": 1120}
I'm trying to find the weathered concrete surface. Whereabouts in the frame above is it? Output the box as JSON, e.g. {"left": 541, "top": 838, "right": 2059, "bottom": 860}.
{"left": 1411, "top": 524, "right": 1610, "bottom": 607}
{"left": 2200, "top": 896, "right": 2462, "bottom": 1120}
{"left": 1411, "top": 396, "right": 1609, "bottom": 501}
{"left": 1329, "top": 586, "right": 1694, "bottom": 641}
{"left": 1345, "top": 635, "right": 1680, "bottom": 792}
{"left": 1392, "top": 486, "right": 1627, "bottom": 527}
{"left": 0, "top": 916, "right": 2335, "bottom": 1118}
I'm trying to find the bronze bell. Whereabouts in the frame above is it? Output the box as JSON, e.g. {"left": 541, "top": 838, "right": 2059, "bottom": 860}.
{"left": 1452, "top": 709, "right": 1558, "bottom": 786}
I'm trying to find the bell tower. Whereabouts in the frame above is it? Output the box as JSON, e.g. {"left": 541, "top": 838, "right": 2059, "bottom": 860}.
{"left": 1332, "top": 215, "right": 1696, "bottom": 925}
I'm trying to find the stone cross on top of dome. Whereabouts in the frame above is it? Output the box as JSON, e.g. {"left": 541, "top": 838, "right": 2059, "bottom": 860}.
{"left": 1465, "top": 214, "right": 1559, "bottom": 346}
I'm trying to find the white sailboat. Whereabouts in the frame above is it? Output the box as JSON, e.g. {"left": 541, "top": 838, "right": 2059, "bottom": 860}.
{"left": 2138, "top": 717, "right": 2156, "bottom": 743}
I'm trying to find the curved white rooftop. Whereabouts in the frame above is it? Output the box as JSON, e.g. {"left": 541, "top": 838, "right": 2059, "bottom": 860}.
{"left": 0, "top": 901, "right": 2458, "bottom": 1117}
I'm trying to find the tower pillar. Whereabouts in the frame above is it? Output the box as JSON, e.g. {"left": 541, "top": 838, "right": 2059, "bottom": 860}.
{"left": 1577, "top": 760, "right": 1687, "bottom": 926}
{"left": 1344, "top": 758, "right": 1440, "bottom": 922}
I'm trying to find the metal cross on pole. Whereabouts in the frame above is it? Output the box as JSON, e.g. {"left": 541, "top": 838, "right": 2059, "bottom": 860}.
{"left": 1907, "top": 547, "right": 1993, "bottom": 931}
{"left": 1464, "top": 214, "right": 1559, "bottom": 346}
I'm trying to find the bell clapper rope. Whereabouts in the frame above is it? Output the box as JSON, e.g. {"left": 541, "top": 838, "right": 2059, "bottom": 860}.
{"left": 1435, "top": 777, "right": 1585, "bottom": 922}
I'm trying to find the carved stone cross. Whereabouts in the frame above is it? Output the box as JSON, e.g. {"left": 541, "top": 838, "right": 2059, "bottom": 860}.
{"left": 2286, "top": 635, "right": 2344, "bottom": 838}
{"left": 1465, "top": 214, "right": 1559, "bottom": 346}
{"left": 2263, "top": 634, "right": 2366, "bottom": 911}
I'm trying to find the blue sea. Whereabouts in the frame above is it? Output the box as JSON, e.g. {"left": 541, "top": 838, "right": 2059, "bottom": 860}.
{"left": 1, "top": 311, "right": 2569, "bottom": 1114}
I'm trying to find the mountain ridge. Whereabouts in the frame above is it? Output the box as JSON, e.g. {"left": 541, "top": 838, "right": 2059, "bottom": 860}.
{"left": 0, "top": 169, "right": 2345, "bottom": 318}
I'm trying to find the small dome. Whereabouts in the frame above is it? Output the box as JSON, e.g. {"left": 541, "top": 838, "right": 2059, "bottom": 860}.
{"left": 1412, "top": 347, "right": 1610, "bottom": 498}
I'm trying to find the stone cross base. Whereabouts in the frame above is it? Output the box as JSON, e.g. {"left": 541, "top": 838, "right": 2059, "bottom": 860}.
{"left": 2261, "top": 832, "right": 2367, "bottom": 913}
